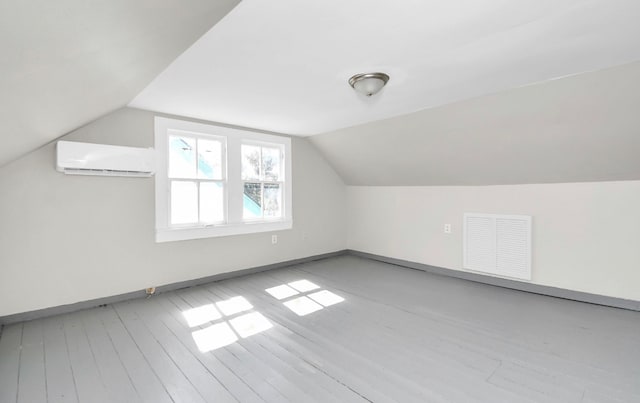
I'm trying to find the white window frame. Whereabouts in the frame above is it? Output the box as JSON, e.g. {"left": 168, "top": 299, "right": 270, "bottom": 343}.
{"left": 167, "top": 131, "right": 227, "bottom": 228}
{"left": 155, "top": 117, "right": 292, "bottom": 243}
{"left": 240, "top": 140, "right": 286, "bottom": 222}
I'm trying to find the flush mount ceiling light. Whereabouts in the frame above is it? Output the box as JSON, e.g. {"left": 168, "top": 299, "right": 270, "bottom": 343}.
{"left": 348, "top": 72, "right": 390, "bottom": 97}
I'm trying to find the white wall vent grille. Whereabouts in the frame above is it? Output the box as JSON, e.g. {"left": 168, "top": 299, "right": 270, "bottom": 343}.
{"left": 463, "top": 213, "right": 532, "bottom": 280}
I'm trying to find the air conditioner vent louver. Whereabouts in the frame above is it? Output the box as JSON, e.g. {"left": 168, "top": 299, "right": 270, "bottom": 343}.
{"left": 56, "top": 141, "right": 155, "bottom": 177}
{"left": 61, "top": 168, "right": 153, "bottom": 177}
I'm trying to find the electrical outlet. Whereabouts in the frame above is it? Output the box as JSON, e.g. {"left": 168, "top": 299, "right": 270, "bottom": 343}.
{"left": 271, "top": 234, "right": 278, "bottom": 244}
{"left": 444, "top": 224, "right": 451, "bottom": 234}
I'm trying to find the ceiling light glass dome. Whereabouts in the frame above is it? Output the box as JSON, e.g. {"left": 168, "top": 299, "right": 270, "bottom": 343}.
{"left": 348, "top": 72, "right": 390, "bottom": 97}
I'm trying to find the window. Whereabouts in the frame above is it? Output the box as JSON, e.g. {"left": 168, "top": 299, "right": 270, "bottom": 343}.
{"left": 168, "top": 134, "right": 225, "bottom": 226}
{"left": 241, "top": 144, "right": 284, "bottom": 220}
{"left": 155, "top": 117, "right": 292, "bottom": 242}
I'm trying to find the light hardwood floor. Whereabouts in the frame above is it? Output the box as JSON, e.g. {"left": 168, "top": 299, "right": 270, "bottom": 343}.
{"left": 1, "top": 255, "right": 639, "bottom": 402}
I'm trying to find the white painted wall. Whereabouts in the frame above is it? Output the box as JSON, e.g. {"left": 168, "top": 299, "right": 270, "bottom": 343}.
{"left": 3, "top": 106, "right": 638, "bottom": 315}
{"left": 0, "top": 108, "right": 347, "bottom": 316}
{"left": 347, "top": 183, "right": 640, "bottom": 301}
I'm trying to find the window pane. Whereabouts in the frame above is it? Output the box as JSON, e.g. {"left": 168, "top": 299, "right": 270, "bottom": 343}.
{"left": 243, "top": 182, "right": 262, "bottom": 219}
{"left": 200, "top": 182, "right": 224, "bottom": 223}
{"left": 169, "top": 136, "right": 196, "bottom": 178}
{"left": 264, "top": 183, "right": 282, "bottom": 218}
{"left": 262, "top": 147, "right": 281, "bottom": 181}
{"left": 241, "top": 145, "right": 261, "bottom": 180}
{"left": 171, "top": 181, "right": 198, "bottom": 224}
{"left": 197, "top": 139, "right": 222, "bottom": 180}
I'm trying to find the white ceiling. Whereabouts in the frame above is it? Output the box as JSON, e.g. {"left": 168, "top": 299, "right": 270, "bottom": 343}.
{"left": 130, "top": 0, "right": 640, "bottom": 136}
{"left": 0, "top": 0, "right": 239, "bottom": 167}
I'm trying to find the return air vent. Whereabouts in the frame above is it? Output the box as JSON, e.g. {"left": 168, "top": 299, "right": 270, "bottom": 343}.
{"left": 463, "top": 213, "right": 532, "bottom": 280}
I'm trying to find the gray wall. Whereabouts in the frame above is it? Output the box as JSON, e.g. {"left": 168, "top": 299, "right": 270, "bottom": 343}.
{"left": 347, "top": 183, "right": 640, "bottom": 301}
{"left": 0, "top": 107, "right": 347, "bottom": 316}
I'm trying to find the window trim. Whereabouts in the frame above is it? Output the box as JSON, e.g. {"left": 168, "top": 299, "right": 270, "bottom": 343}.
{"left": 155, "top": 117, "right": 292, "bottom": 243}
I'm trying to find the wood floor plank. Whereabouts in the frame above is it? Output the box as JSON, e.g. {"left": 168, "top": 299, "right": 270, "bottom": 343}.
{"left": 487, "top": 360, "right": 584, "bottom": 403}
{"left": 117, "top": 298, "right": 238, "bottom": 403}
{"left": 0, "top": 324, "right": 23, "bottom": 403}
{"left": 181, "top": 287, "right": 332, "bottom": 402}
{"left": 150, "top": 294, "right": 267, "bottom": 403}
{"left": 200, "top": 286, "right": 365, "bottom": 403}
{"left": 168, "top": 292, "right": 291, "bottom": 403}
{"left": 63, "top": 313, "right": 110, "bottom": 403}
{"left": 230, "top": 266, "right": 632, "bottom": 403}
{"left": 218, "top": 270, "right": 521, "bottom": 403}
{"left": 112, "top": 302, "right": 208, "bottom": 403}
{"left": 92, "top": 307, "right": 174, "bottom": 403}
{"left": 2, "top": 255, "right": 640, "bottom": 403}
{"left": 261, "top": 265, "right": 581, "bottom": 402}
{"left": 209, "top": 277, "right": 432, "bottom": 402}
{"left": 17, "top": 320, "right": 47, "bottom": 403}
{"left": 262, "top": 268, "right": 558, "bottom": 399}
{"left": 41, "top": 316, "right": 79, "bottom": 403}
{"left": 291, "top": 258, "right": 640, "bottom": 398}
{"left": 264, "top": 267, "right": 504, "bottom": 374}
{"left": 79, "top": 309, "right": 140, "bottom": 402}
{"left": 168, "top": 289, "right": 375, "bottom": 403}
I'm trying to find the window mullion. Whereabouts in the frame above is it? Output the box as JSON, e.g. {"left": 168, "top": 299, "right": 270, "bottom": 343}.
{"left": 259, "top": 146, "right": 264, "bottom": 180}
{"left": 260, "top": 182, "right": 265, "bottom": 218}
{"left": 195, "top": 139, "right": 200, "bottom": 224}
{"left": 227, "top": 136, "right": 243, "bottom": 224}
{"left": 260, "top": 148, "right": 266, "bottom": 218}
{"left": 167, "top": 178, "right": 173, "bottom": 227}
{"left": 196, "top": 179, "right": 201, "bottom": 224}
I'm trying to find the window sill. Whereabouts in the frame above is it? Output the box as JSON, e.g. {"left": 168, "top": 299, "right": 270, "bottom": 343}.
{"left": 155, "top": 220, "right": 292, "bottom": 243}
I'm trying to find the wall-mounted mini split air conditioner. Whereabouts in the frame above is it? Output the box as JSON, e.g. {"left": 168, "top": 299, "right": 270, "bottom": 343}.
{"left": 56, "top": 141, "right": 155, "bottom": 177}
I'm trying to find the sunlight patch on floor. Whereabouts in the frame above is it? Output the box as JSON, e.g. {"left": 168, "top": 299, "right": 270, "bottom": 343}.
{"left": 229, "top": 312, "right": 273, "bottom": 338}
{"left": 288, "top": 279, "right": 320, "bottom": 292}
{"left": 265, "top": 284, "right": 299, "bottom": 300}
{"left": 192, "top": 322, "right": 238, "bottom": 352}
{"left": 182, "top": 304, "right": 222, "bottom": 327}
{"left": 283, "top": 296, "right": 323, "bottom": 316}
{"left": 308, "top": 290, "right": 345, "bottom": 307}
{"left": 183, "top": 295, "right": 272, "bottom": 353}
{"left": 266, "top": 279, "right": 345, "bottom": 316}
{"left": 216, "top": 296, "right": 253, "bottom": 316}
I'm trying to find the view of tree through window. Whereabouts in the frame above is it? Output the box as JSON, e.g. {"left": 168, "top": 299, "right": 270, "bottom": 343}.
{"left": 242, "top": 144, "right": 283, "bottom": 220}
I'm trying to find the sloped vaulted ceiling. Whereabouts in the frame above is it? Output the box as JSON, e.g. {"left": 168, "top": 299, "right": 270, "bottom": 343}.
{"left": 4, "top": 0, "right": 640, "bottom": 186}
{"left": 130, "top": 0, "right": 640, "bottom": 137}
{"left": 0, "top": 0, "right": 239, "bottom": 167}
{"left": 127, "top": 0, "right": 640, "bottom": 185}
{"left": 309, "top": 61, "right": 640, "bottom": 186}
